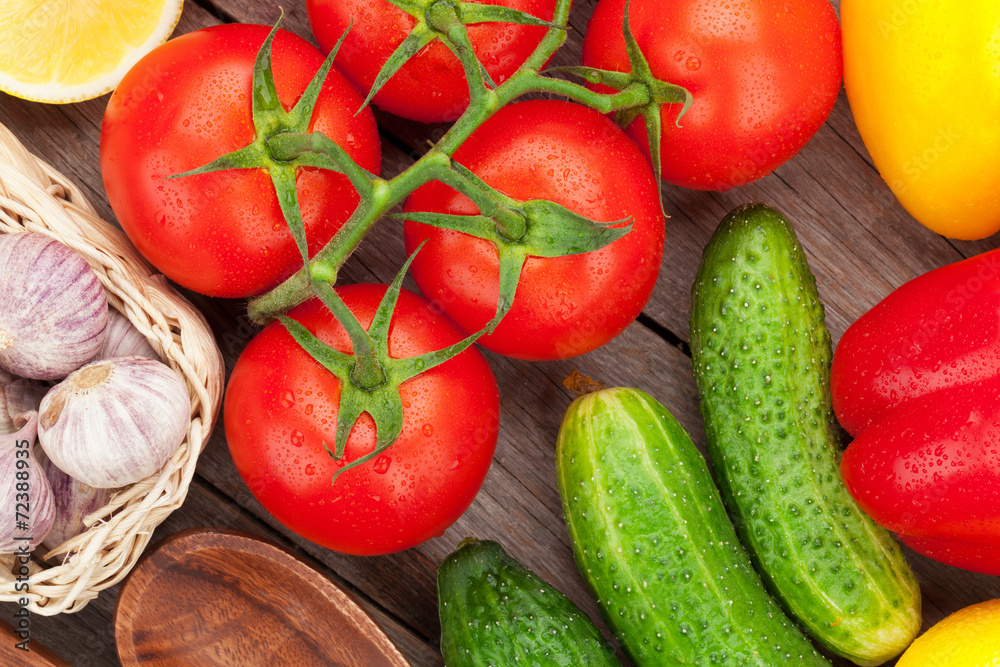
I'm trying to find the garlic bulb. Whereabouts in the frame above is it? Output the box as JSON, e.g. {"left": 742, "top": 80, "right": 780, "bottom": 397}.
{"left": 35, "top": 447, "right": 114, "bottom": 552}
{"left": 94, "top": 309, "right": 158, "bottom": 361}
{"left": 0, "top": 232, "right": 108, "bottom": 380}
{"left": 38, "top": 357, "right": 190, "bottom": 488}
{"left": 0, "top": 411, "right": 55, "bottom": 553}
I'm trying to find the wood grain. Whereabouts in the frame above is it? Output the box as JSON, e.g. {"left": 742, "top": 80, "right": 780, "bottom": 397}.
{"left": 114, "top": 528, "right": 410, "bottom": 667}
{"left": 0, "top": 620, "right": 68, "bottom": 666}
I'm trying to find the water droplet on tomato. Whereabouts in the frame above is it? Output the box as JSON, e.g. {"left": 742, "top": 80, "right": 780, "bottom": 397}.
{"left": 422, "top": 423, "right": 434, "bottom": 437}
{"left": 280, "top": 389, "right": 295, "bottom": 408}
{"left": 373, "top": 455, "right": 391, "bottom": 474}
{"left": 290, "top": 430, "right": 305, "bottom": 447}
{"left": 304, "top": 463, "right": 316, "bottom": 476}
{"left": 450, "top": 458, "right": 461, "bottom": 470}
{"left": 686, "top": 57, "right": 701, "bottom": 71}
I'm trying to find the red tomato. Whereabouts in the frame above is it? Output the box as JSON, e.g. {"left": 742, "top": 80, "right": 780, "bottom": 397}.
{"left": 306, "top": 0, "right": 558, "bottom": 123}
{"left": 100, "top": 24, "right": 381, "bottom": 298}
{"left": 402, "top": 100, "right": 664, "bottom": 361}
{"left": 582, "top": 0, "right": 842, "bottom": 191}
{"left": 224, "top": 284, "right": 499, "bottom": 556}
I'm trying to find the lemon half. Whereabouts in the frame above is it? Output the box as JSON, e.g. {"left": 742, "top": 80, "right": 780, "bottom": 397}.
{"left": 0, "top": 0, "right": 183, "bottom": 104}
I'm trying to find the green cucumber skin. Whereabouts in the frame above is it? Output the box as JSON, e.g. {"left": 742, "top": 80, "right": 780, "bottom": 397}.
{"left": 689, "top": 203, "right": 921, "bottom": 665}
{"left": 556, "top": 387, "right": 829, "bottom": 666}
{"left": 438, "top": 538, "right": 620, "bottom": 667}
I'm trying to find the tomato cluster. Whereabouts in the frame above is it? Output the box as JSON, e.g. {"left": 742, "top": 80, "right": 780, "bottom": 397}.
{"left": 98, "top": 0, "right": 841, "bottom": 555}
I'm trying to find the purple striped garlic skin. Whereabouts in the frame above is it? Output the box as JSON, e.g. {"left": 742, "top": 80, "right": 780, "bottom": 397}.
{"left": 0, "top": 411, "right": 55, "bottom": 553}
{"left": 37, "top": 357, "right": 190, "bottom": 489}
{"left": 35, "top": 446, "right": 113, "bottom": 552}
{"left": 0, "top": 232, "right": 108, "bottom": 381}
{"left": 93, "top": 309, "right": 158, "bottom": 362}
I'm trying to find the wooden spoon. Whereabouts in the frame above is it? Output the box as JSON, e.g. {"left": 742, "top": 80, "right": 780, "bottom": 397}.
{"left": 114, "top": 528, "right": 411, "bottom": 667}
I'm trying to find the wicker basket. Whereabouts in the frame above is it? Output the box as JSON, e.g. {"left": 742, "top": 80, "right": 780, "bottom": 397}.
{"left": 0, "top": 122, "right": 224, "bottom": 614}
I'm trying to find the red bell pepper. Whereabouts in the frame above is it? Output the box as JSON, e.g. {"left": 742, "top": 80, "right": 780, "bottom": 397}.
{"left": 832, "top": 248, "right": 1000, "bottom": 575}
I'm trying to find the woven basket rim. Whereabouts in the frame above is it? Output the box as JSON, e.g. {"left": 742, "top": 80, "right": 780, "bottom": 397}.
{"left": 0, "top": 122, "right": 224, "bottom": 615}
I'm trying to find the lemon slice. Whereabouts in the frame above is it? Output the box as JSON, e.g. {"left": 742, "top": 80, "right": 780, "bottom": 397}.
{"left": 0, "top": 0, "right": 183, "bottom": 104}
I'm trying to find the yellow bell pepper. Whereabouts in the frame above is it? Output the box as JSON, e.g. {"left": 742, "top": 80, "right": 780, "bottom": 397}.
{"left": 842, "top": 1, "right": 1000, "bottom": 240}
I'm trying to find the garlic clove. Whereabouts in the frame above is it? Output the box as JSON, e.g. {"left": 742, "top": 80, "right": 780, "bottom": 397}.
{"left": 35, "top": 447, "right": 115, "bottom": 553}
{"left": 0, "top": 382, "right": 13, "bottom": 435}
{"left": 94, "top": 309, "right": 158, "bottom": 362}
{"left": 0, "top": 411, "right": 55, "bottom": 553}
{"left": 37, "top": 357, "right": 191, "bottom": 488}
{"left": 0, "top": 232, "right": 108, "bottom": 381}
{"left": 1, "top": 375, "right": 46, "bottom": 435}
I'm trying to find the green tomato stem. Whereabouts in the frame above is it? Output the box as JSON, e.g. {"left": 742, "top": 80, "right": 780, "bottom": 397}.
{"left": 522, "top": 0, "right": 571, "bottom": 71}
{"left": 427, "top": 159, "right": 527, "bottom": 240}
{"left": 310, "top": 280, "right": 387, "bottom": 390}
{"left": 446, "top": 24, "right": 490, "bottom": 110}
{"left": 505, "top": 73, "right": 652, "bottom": 114}
{"left": 247, "top": 150, "right": 447, "bottom": 322}
{"left": 268, "top": 132, "right": 375, "bottom": 198}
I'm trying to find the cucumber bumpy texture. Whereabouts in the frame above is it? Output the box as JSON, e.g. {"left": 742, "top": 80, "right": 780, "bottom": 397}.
{"left": 438, "top": 537, "right": 619, "bottom": 666}
{"left": 690, "top": 203, "right": 921, "bottom": 665}
{"left": 557, "top": 386, "right": 830, "bottom": 665}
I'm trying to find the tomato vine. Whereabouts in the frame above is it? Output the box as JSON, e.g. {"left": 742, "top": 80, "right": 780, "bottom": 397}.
{"left": 175, "top": 0, "right": 685, "bottom": 482}
{"left": 240, "top": 0, "right": 687, "bottom": 323}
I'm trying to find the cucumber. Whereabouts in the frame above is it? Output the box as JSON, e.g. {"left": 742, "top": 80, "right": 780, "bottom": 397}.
{"left": 437, "top": 537, "right": 620, "bottom": 666}
{"left": 556, "top": 386, "right": 829, "bottom": 666}
{"left": 689, "top": 203, "right": 921, "bottom": 665}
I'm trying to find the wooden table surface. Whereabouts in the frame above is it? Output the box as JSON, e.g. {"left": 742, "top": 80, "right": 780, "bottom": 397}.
{"left": 3, "top": 0, "right": 999, "bottom": 665}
